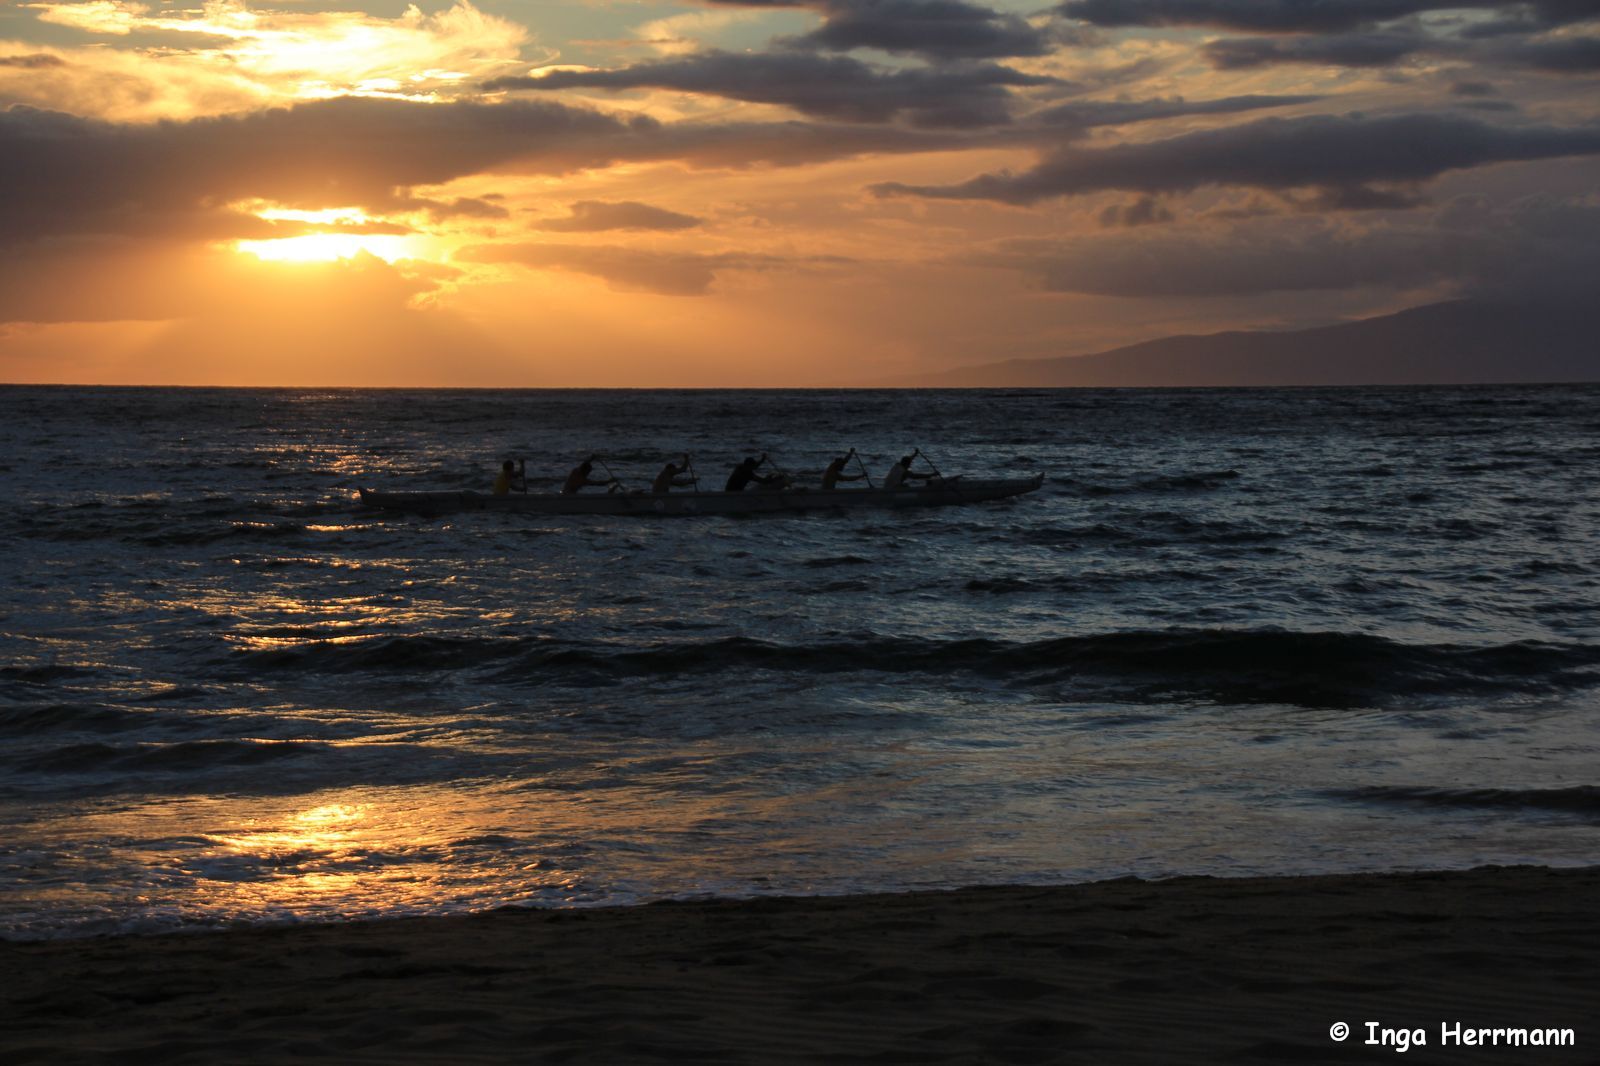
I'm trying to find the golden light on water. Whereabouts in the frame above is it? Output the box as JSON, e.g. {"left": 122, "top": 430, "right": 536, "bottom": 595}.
{"left": 294, "top": 803, "right": 367, "bottom": 828}
{"left": 210, "top": 802, "right": 370, "bottom": 867}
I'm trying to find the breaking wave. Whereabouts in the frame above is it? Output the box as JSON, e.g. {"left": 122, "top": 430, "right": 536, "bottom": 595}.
{"left": 225, "top": 629, "right": 1600, "bottom": 708}
{"left": 14, "top": 739, "right": 323, "bottom": 774}
{"left": 1331, "top": 785, "right": 1600, "bottom": 817}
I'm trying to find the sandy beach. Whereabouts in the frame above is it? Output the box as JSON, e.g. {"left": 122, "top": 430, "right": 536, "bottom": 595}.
{"left": 3, "top": 864, "right": 1596, "bottom": 1063}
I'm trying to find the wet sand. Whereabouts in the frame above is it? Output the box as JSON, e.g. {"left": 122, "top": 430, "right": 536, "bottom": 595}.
{"left": 3, "top": 865, "right": 1596, "bottom": 1064}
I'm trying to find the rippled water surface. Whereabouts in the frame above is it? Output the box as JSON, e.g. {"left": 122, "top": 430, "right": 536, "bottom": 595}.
{"left": 2, "top": 385, "right": 1598, "bottom": 938}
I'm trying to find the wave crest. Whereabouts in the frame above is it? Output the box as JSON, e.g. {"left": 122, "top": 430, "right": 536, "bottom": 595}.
{"left": 1332, "top": 785, "right": 1600, "bottom": 816}
{"left": 226, "top": 629, "right": 1600, "bottom": 708}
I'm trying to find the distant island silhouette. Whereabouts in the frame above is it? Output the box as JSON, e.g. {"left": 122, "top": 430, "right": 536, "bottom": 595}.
{"left": 891, "top": 301, "right": 1596, "bottom": 387}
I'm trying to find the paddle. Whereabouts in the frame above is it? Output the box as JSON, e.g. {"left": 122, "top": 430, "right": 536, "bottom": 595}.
{"left": 683, "top": 454, "right": 701, "bottom": 491}
{"left": 517, "top": 458, "right": 528, "bottom": 494}
{"left": 758, "top": 452, "right": 793, "bottom": 488}
{"left": 849, "top": 447, "right": 874, "bottom": 489}
{"left": 911, "top": 447, "right": 944, "bottom": 481}
{"left": 596, "top": 455, "right": 625, "bottom": 493}
{"left": 912, "top": 448, "right": 962, "bottom": 495}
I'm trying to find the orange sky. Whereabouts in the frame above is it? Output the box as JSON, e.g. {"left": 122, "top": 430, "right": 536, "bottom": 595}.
{"left": 1, "top": 0, "right": 1596, "bottom": 385}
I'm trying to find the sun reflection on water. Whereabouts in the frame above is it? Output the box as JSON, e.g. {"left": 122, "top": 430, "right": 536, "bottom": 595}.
{"left": 212, "top": 803, "right": 370, "bottom": 863}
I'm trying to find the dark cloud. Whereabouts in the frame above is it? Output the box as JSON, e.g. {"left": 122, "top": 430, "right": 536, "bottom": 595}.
{"left": 0, "top": 98, "right": 985, "bottom": 249}
{"left": 0, "top": 98, "right": 649, "bottom": 245}
{"left": 872, "top": 112, "right": 1600, "bottom": 206}
{"left": 1451, "top": 80, "right": 1499, "bottom": 95}
{"left": 1056, "top": 0, "right": 1596, "bottom": 33}
{"left": 1294, "top": 184, "right": 1430, "bottom": 210}
{"left": 1202, "top": 28, "right": 1600, "bottom": 72}
{"left": 1060, "top": 0, "right": 1600, "bottom": 77}
{"left": 486, "top": 52, "right": 1053, "bottom": 128}
{"left": 1534, "top": 0, "right": 1600, "bottom": 25}
{"left": 1458, "top": 0, "right": 1600, "bottom": 35}
{"left": 0, "top": 54, "right": 67, "bottom": 68}
{"left": 968, "top": 195, "right": 1600, "bottom": 300}
{"left": 697, "top": 0, "right": 1056, "bottom": 61}
{"left": 534, "top": 201, "right": 703, "bottom": 232}
{"left": 1204, "top": 31, "right": 1427, "bottom": 69}
{"left": 1487, "top": 35, "right": 1600, "bottom": 71}
{"left": 1057, "top": 0, "right": 1442, "bottom": 32}
{"left": 786, "top": 2, "right": 1055, "bottom": 60}
{"left": 645, "top": 117, "right": 982, "bottom": 167}
{"left": 1030, "top": 93, "right": 1321, "bottom": 130}
{"left": 1098, "top": 195, "right": 1173, "bottom": 227}
{"left": 459, "top": 242, "right": 848, "bottom": 295}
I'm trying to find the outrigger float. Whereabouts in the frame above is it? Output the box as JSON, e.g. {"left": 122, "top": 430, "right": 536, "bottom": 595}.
{"left": 357, "top": 475, "right": 1045, "bottom": 517}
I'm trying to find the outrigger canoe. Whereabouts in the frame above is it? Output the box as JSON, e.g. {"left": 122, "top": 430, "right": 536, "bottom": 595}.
{"left": 357, "top": 475, "right": 1044, "bottom": 517}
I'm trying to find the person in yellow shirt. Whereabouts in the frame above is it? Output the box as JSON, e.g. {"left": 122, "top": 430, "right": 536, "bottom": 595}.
{"left": 492, "top": 459, "right": 525, "bottom": 496}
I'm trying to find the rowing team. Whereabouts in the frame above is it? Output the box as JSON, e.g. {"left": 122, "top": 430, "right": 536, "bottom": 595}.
{"left": 493, "top": 450, "right": 943, "bottom": 497}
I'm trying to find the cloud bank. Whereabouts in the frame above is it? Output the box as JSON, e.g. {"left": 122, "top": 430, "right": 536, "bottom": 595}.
{"left": 487, "top": 52, "right": 1055, "bottom": 128}
{"left": 873, "top": 113, "right": 1600, "bottom": 205}
{"left": 534, "top": 201, "right": 704, "bottom": 232}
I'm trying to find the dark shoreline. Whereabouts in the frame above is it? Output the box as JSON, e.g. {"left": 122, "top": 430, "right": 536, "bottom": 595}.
{"left": 4, "top": 864, "right": 1597, "bottom": 1063}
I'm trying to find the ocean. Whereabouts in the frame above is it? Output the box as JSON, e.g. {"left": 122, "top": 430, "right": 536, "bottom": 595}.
{"left": 2, "top": 384, "right": 1597, "bottom": 940}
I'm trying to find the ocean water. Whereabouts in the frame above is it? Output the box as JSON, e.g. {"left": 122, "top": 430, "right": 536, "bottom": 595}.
{"left": 2, "top": 384, "right": 1598, "bottom": 940}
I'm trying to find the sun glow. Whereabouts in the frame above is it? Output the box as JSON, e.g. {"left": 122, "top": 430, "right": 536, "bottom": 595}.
{"left": 236, "top": 233, "right": 417, "bottom": 262}
{"left": 235, "top": 206, "right": 431, "bottom": 262}
{"left": 255, "top": 207, "right": 370, "bottom": 225}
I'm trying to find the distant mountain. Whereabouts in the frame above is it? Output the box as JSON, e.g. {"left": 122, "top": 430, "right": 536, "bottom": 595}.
{"left": 899, "top": 300, "right": 1597, "bottom": 387}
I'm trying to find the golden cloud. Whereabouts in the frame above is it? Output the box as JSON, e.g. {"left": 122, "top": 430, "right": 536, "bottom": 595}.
{"left": 10, "top": 0, "right": 537, "bottom": 120}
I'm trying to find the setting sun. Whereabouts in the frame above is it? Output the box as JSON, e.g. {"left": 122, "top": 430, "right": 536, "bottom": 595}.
{"left": 236, "top": 233, "right": 418, "bottom": 263}
{"left": 235, "top": 206, "right": 423, "bottom": 263}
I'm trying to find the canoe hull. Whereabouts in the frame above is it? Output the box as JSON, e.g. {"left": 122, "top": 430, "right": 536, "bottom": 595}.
{"left": 357, "top": 476, "right": 1044, "bottom": 517}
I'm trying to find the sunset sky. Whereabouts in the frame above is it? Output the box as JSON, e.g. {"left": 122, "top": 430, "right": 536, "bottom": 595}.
{"left": 2, "top": 0, "right": 1596, "bottom": 385}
